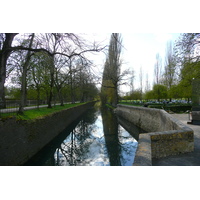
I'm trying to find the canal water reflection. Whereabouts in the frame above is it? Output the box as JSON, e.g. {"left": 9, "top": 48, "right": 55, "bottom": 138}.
{"left": 25, "top": 105, "right": 143, "bottom": 166}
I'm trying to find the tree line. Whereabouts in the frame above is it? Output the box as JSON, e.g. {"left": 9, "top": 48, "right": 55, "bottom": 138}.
{"left": 124, "top": 33, "right": 200, "bottom": 102}
{"left": 0, "top": 33, "right": 105, "bottom": 113}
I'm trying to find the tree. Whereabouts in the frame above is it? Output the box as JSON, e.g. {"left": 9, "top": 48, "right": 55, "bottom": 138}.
{"left": 145, "top": 90, "right": 154, "bottom": 100}
{"left": 174, "top": 33, "right": 200, "bottom": 101}
{"left": 154, "top": 53, "right": 162, "bottom": 85}
{"left": 163, "top": 41, "right": 177, "bottom": 101}
{"left": 0, "top": 33, "right": 18, "bottom": 108}
{"left": 139, "top": 66, "right": 143, "bottom": 100}
{"left": 175, "top": 33, "right": 200, "bottom": 65}
{"left": 29, "top": 52, "right": 51, "bottom": 107}
{"left": 130, "top": 89, "right": 143, "bottom": 100}
{"left": 168, "top": 84, "right": 182, "bottom": 100}
{"left": 164, "top": 41, "right": 177, "bottom": 88}
{"left": 176, "top": 61, "right": 200, "bottom": 100}
{"left": 0, "top": 33, "right": 105, "bottom": 108}
{"left": 101, "top": 33, "right": 123, "bottom": 107}
{"left": 18, "top": 33, "right": 35, "bottom": 114}
{"left": 129, "top": 69, "right": 135, "bottom": 93}
{"left": 152, "top": 84, "right": 168, "bottom": 101}
{"left": 145, "top": 73, "right": 151, "bottom": 93}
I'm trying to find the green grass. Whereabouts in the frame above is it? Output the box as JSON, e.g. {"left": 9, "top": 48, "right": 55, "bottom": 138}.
{"left": 0, "top": 103, "right": 85, "bottom": 121}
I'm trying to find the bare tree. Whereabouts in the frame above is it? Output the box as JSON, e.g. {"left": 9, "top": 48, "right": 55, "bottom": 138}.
{"left": 139, "top": 66, "right": 143, "bottom": 100}
{"left": 129, "top": 69, "right": 135, "bottom": 93}
{"left": 154, "top": 53, "right": 162, "bottom": 85}
{"left": 18, "top": 33, "right": 35, "bottom": 114}
{"left": 145, "top": 73, "right": 151, "bottom": 93}
{"left": 163, "top": 41, "right": 177, "bottom": 92}
{"left": 175, "top": 33, "right": 200, "bottom": 65}
{"left": 0, "top": 33, "right": 105, "bottom": 108}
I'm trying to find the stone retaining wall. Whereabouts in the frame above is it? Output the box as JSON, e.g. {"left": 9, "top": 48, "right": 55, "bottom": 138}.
{"left": 115, "top": 104, "right": 194, "bottom": 166}
{"left": 0, "top": 102, "right": 95, "bottom": 166}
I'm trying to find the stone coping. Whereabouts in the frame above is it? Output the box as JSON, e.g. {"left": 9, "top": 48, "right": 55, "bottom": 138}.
{"left": 115, "top": 105, "right": 194, "bottom": 166}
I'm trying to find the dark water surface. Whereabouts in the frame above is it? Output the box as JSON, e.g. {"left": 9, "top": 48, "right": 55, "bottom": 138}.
{"left": 25, "top": 105, "right": 143, "bottom": 166}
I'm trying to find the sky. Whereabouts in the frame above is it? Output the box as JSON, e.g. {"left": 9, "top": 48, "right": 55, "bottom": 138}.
{"left": 87, "top": 33, "right": 181, "bottom": 93}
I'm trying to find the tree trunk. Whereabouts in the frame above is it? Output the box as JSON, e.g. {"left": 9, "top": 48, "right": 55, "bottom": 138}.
{"left": 36, "top": 86, "right": 40, "bottom": 109}
{"left": 47, "top": 90, "right": 53, "bottom": 108}
{"left": 0, "top": 33, "right": 17, "bottom": 108}
{"left": 47, "top": 55, "right": 55, "bottom": 108}
{"left": 18, "top": 66, "right": 27, "bottom": 114}
{"left": 70, "top": 84, "right": 75, "bottom": 104}
{"left": 18, "top": 34, "right": 35, "bottom": 114}
{"left": 113, "top": 84, "right": 118, "bottom": 107}
{"left": 58, "top": 89, "right": 64, "bottom": 106}
{"left": 69, "top": 60, "right": 75, "bottom": 104}
{"left": 0, "top": 56, "right": 6, "bottom": 108}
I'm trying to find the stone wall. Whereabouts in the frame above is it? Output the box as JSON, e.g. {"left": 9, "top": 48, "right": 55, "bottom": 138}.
{"left": 192, "top": 111, "right": 200, "bottom": 125}
{"left": 115, "top": 104, "right": 194, "bottom": 165}
{"left": 0, "top": 102, "right": 95, "bottom": 166}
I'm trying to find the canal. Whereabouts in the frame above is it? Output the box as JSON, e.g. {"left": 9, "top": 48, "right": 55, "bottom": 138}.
{"left": 25, "top": 104, "right": 144, "bottom": 166}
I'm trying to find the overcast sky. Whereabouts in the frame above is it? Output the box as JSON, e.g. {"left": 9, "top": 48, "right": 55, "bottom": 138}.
{"left": 88, "top": 33, "right": 181, "bottom": 93}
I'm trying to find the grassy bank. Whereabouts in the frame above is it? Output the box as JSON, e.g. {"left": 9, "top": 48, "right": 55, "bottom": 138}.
{"left": 0, "top": 103, "right": 85, "bottom": 120}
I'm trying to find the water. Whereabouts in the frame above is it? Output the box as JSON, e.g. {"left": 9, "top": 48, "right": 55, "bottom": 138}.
{"left": 25, "top": 105, "right": 143, "bottom": 166}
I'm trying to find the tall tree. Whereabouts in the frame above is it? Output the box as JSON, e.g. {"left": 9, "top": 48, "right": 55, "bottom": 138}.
{"left": 101, "top": 33, "right": 123, "bottom": 107}
{"left": 153, "top": 53, "right": 162, "bottom": 101}
{"left": 129, "top": 69, "right": 135, "bottom": 93}
{"left": 139, "top": 66, "right": 143, "bottom": 100}
{"left": 163, "top": 41, "right": 177, "bottom": 93}
{"left": 145, "top": 73, "right": 151, "bottom": 93}
{"left": 154, "top": 53, "right": 162, "bottom": 85}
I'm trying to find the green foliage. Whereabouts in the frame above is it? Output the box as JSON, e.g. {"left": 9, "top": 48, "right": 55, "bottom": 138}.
{"left": 152, "top": 84, "right": 168, "bottom": 101}
{"left": 5, "top": 87, "right": 21, "bottom": 99}
{"left": 144, "top": 90, "right": 154, "bottom": 100}
{"left": 123, "top": 89, "right": 142, "bottom": 101}
{"left": 176, "top": 61, "right": 200, "bottom": 99}
{"left": 168, "top": 85, "right": 182, "bottom": 99}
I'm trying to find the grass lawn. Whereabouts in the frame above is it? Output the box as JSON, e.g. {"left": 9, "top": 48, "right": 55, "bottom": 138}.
{"left": 0, "top": 103, "right": 85, "bottom": 121}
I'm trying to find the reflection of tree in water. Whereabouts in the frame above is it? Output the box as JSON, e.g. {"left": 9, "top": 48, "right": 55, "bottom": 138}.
{"left": 117, "top": 127, "right": 138, "bottom": 166}
{"left": 54, "top": 108, "right": 98, "bottom": 166}
{"left": 101, "top": 106, "right": 121, "bottom": 165}
{"left": 101, "top": 106, "right": 137, "bottom": 166}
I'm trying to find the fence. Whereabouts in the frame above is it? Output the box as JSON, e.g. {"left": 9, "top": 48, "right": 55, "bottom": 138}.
{"left": 0, "top": 100, "right": 81, "bottom": 117}
{"left": 0, "top": 100, "right": 46, "bottom": 116}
